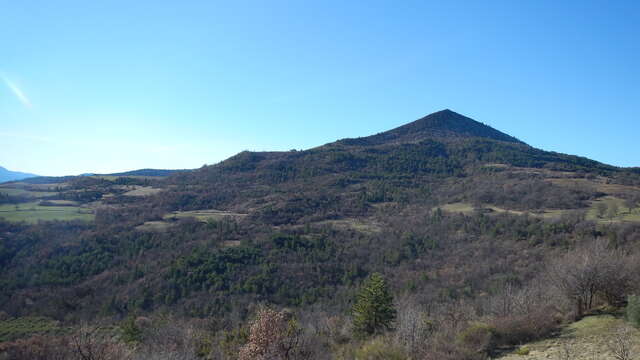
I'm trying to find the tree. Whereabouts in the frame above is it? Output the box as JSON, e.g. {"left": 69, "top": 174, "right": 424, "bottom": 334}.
{"left": 596, "top": 202, "right": 607, "bottom": 218}
{"left": 238, "top": 307, "right": 308, "bottom": 360}
{"left": 607, "top": 202, "right": 620, "bottom": 219}
{"left": 352, "top": 272, "right": 396, "bottom": 337}
{"left": 548, "top": 240, "right": 630, "bottom": 318}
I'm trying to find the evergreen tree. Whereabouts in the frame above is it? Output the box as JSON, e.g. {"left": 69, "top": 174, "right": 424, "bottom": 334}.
{"left": 352, "top": 272, "right": 396, "bottom": 337}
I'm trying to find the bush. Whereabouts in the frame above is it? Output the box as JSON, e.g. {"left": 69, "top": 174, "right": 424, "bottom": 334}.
{"left": 0, "top": 327, "right": 131, "bottom": 360}
{"left": 515, "top": 346, "right": 530, "bottom": 355}
{"left": 0, "top": 335, "right": 70, "bottom": 360}
{"left": 120, "top": 316, "right": 143, "bottom": 343}
{"left": 491, "top": 310, "right": 558, "bottom": 346}
{"left": 626, "top": 295, "right": 640, "bottom": 328}
{"left": 457, "top": 322, "right": 496, "bottom": 355}
{"left": 353, "top": 338, "right": 408, "bottom": 360}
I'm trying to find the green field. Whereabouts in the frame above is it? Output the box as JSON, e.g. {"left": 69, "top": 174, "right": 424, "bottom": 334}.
{"left": 0, "top": 202, "right": 94, "bottom": 223}
{"left": 0, "top": 187, "right": 56, "bottom": 198}
{"left": 0, "top": 316, "right": 63, "bottom": 342}
{"left": 586, "top": 196, "right": 640, "bottom": 223}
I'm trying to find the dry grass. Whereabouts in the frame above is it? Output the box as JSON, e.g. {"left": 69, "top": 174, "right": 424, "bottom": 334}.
{"left": 437, "top": 203, "right": 573, "bottom": 220}
{"left": 438, "top": 199, "right": 640, "bottom": 224}
{"left": 547, "top": 177, "right": 640, "bottom": 197}
{"left": 315, "top": 218, "right": 383, "bottom": 234}
{"left": 498, "top": 315, "right": 640, "bottom": 360}
{"left": 135, "top": 221, "right": 173, "bottom": 232}
{"left": 439, "top": 202, "right": 476, "bottom": 214}
{"left": 122, "top": 186, "right": 163, "bottom": 197}
{"left": 164, "top": 209, "right": 247, "bottom": 222}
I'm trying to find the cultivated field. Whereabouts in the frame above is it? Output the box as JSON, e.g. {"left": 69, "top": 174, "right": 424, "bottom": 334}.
{"left": 0, "top": 187, "right": 55, "bottom": 198}
{"left": 0, "top": 202, "right": 94, "bottom": 223}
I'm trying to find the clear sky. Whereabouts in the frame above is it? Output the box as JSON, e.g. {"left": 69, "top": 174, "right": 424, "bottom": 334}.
{"left": 1, "top": 1, "right": 638, "bottom": 176}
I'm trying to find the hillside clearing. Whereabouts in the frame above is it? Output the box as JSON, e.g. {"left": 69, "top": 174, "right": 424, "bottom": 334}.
{"left": 135, "top": 220, "right": 174, "bottom": 232}
{"left": 586, "top": 196, "right": 640, "bottom": 223}
{"left": 0, "top": 202, "right": 94, "bottom": 223}
{"left": 0, "top": 187, "right": 55, "bottom": 198}
{"left": 122, "top": 186, "right": 163, "bottom": 196}
{"left": 0, "top": 316, "right": 63, "bottom": 342}
{"left": 314, "top": 218, "right": 383, "bottom": 234}
{"left": 164, "top": 209, "right": 247, "bottom": 222}
{"left": 498, "top": 315, "right": 640, "bottom": 359}
{"left": 438, "top": 202, "right": 575, "bottom": 220}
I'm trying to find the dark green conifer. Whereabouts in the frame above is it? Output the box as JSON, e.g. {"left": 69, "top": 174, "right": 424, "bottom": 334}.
{"left": 352, "top": 272, "right": 396, "bottom": 337}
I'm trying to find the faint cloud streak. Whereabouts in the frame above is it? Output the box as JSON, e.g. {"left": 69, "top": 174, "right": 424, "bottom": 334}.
{"left": 1, "top": 75, "right": 32, "bottom": 108}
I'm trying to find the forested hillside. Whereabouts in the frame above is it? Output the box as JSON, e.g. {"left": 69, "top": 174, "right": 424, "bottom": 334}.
{"left": 2, "top": 110, "right": 640, "bottom": 359}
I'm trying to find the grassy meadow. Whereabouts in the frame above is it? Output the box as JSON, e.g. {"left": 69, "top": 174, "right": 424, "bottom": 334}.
{"left": 0, "top": 317, "right": 63, "bottom": 342}
{"left": 0, "top": 187, "right": 54, "bottom": 198}
{"left": 0, "top": 202, "right": 94, "bottom": 223}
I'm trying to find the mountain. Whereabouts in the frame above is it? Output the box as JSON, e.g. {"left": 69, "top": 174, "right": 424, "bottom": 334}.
{"left": 0, "top": 166, "right": 38, "bottom": 183}
{"left": 13, "top": 168, "right": 188, "bottom": 185}
{"left": 104, "top": 168, "right": 188, "bottom": 177}
{"left": 337, "top": 109, "right": 524, "bottom": 146}
{"left": 1, "top": 110, "right": 640, "bottom": 359}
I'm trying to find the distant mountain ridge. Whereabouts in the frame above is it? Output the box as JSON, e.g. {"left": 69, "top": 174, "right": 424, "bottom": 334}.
{"left": 12, "top": 168, "right": 189, "bottom": 184}
{"left": 0, "top": 166, "right": 38, "bottom": 183}
{"left": 105, "top": 168, "right": 188, "bottom": 177}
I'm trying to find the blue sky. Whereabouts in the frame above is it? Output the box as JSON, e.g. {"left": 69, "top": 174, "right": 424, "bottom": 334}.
{"left": 1, "top": 1, "right": 638, "bottom": 176}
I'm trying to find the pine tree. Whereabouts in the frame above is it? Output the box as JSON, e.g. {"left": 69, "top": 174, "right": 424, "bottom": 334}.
{"left": 352, "top": 272, "right": 396, "bottom": 337}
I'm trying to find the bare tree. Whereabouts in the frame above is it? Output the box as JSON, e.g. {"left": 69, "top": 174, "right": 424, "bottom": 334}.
{"left": 548, "top": 240, "right": 630, "bottom": 318}
{"left": 70, "top": 323, "right": 131, "bottom": 360}
{"left": 607, "top": 327, "right": 634, "bottom": 360}
{"left": 393, "top": 297, "right": 434, "bottom": 353}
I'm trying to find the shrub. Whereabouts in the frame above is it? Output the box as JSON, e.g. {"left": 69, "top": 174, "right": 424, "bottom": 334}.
{"left": 515, "top": 346, "right": 530, "bottom": 355}
{"left": 120, "top": 316, "right": 143, "bottom": 344}
{"left": 457, "top": 322, "right": 496, "bottom": 355}
{"left": 0, "top": 327, "right": 131, "bottom": 360}
{"left": 353, "top": 338, "right": 408, "bottom": 360}
{"left": 492, "top": 309, "right": 559, "bottom": 346}
{"left": 0, "top": 335, "right": 70, "bottom": 360}
{"left": 69, "top": 324, "right": 132, "bottom": 360}
{"left": 626, "top": 295, "right": 640, "bottom": 328}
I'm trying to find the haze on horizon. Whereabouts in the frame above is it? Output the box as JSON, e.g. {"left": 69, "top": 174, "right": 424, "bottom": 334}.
{"left": 1, "top": 1, "right": 639, "bottom": 176}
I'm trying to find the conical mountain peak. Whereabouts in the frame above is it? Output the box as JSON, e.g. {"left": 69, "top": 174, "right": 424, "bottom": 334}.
{"left": 339, "top": 109, "right": 524, "bottom": 146}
